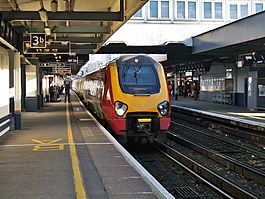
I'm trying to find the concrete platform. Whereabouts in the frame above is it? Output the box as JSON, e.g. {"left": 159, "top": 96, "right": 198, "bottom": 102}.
{"left": 0, "top": 93, "right": 173, "bottom": 199}
{"left": 171, "top": 96, "right": 265, "bottom": 127}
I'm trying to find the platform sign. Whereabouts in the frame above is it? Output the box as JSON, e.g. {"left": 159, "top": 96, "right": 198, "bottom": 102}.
{"left": 30, "top": 33, "right": 46, "bottom": 48}
{"left": 40, "top": 62, "right": 71, "bottom": 75}
{"left": 23, "top": 41, "right": 70, "bottom": 54}
{"left": 40, "top": 62, "right": 65, "bottom": 68}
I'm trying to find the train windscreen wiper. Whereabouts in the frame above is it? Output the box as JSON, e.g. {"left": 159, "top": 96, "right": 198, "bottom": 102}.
{"left": 133, "top": 66, "right": 142, "bottom": 84}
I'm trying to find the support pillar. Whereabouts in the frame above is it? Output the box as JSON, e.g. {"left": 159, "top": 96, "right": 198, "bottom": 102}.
{"left": 14, "top": 52, "right": 21, "bottom": 129}
{"left": 25, "top": 64, "right": 38, "bottom": 112}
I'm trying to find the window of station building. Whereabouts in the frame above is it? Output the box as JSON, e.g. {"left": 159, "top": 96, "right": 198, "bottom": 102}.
{"left": 214, "top": 2, "right": 223, "bottom": 19}
{"left": 188, "top": 2, "right": 196, "bottom": 19}
{"left": 177, "top": 1, "right": 185, "bottom": 19}
{"left": 133, "top": 8, "right": 143, "bottom": 18}
{"left": 240, "top": 3, "right": 248, "bottom": 18}
{"left": 229, "top": 4, "right": 238, "bottom": 19}
{"left": 203, "top": 2, "right": 212, "bottom": 19}
{"left": 150, "top": 0, "right": 159, "bottom": 18}
{"left": 176, "top": 1, "right": 197, "bottom": 19}
{"left": 255, "top": 3, "right": 263, "bottom": 13}
{"left": 149, "top": 0, "right": 170, "bottom": 19}
{"left": 161, "top": 0, "right": 170, "bottom": 18}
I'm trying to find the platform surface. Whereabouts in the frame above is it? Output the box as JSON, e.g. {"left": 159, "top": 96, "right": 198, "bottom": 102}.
{"left": 0, "top": 94, "right": 171, "bottom": 199}
{"left": 171, "top": 96, "right": 265, "bottom": 126}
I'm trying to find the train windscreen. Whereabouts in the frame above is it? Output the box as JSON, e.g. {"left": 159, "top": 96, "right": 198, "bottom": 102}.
{"left": 118, "top": 63, "right": 160, "bottom": 95}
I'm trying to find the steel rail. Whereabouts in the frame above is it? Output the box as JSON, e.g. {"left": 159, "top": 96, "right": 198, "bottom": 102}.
{"left": 171, "top": 120, "right": 265, "bottom": 157}
{"left": 168, "top": 123, "right": 265, "bottom": 186}
{"left": 171, "top": 106, "right": 265, "bottom": 146}
{"left": 155, "top": 141, "right": 259, "bottom": 199}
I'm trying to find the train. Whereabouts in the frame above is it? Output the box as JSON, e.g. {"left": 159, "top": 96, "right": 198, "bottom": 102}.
{"left": 73, "top": 55, "right": 170, "bottom": 144}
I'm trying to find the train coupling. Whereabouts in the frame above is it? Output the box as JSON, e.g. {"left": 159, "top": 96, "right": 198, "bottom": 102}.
{"left": 137, "top": 118, "right": 151, "bottom": 132}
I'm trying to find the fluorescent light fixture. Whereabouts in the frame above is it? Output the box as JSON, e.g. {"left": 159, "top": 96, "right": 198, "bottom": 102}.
{"left": 44, "top": 26, "right": 51, "bottom": 35}
{"left": 39, "top": 7, "right": 48, "bottom": 22}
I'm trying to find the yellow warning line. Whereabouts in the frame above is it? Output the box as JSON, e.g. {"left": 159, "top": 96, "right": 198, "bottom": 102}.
{"left": 66, "top": 102, "right": 86, "bottom": 199}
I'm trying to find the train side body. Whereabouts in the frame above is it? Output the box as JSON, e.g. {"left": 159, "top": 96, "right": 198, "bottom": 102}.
{"left": 73, "top": 55, "right": 170, "bottom": 143}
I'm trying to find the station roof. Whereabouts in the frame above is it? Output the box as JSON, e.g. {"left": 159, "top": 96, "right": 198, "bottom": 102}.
{"left": 0, "top": 0, "right": 147, "bottom": 65}
{"left": 193, "top": 11, "right": 265, "bottom": 57}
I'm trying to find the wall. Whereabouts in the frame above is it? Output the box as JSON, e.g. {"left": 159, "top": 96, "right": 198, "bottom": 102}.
{"left": 108, "top": 22, "right": 224, "bottom": 45}
{"left": 200, "top": 63, "right": 225, "bottom": 102}
{"left": 0, "top": 46, "right": 10, "bottom": 135}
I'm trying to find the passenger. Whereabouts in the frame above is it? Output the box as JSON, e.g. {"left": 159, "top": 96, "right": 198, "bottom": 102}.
{"left": 183, "top": 81, "right": 188, "bottom": 97}
{"left": 191, "top": 82, "right": 195, "bottom": 97}
{"left": 194, "top": 82, "right": 199, "bottom": 100}
{"left": 64, "top": 74, "right": 72, "bottom": 103}
{"left": 172, "top": 80, "right": 175, "bottom": 97}
{"left": 168, "top": 81, "right": 173, "bottom": 96}
{"left": 179, "top": 81, "right": 184, "bottom": 96}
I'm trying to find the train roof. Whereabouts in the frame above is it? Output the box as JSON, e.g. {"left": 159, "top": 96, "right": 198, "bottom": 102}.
{"left": 75, "top": 54, "right": 159, "bottom": 79}
{"left": 116, "top": 54, "right": 158, "bottom": 66}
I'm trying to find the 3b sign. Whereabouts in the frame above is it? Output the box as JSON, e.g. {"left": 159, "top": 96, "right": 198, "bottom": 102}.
{"left": 30, "top": 33, "right": 46, "bottom": 48}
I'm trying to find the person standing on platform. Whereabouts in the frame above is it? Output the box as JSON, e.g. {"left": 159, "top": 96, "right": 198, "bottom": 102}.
{"left": 64, "top": 74, "right": 72, "bottom": 103}
{"left": 194, "top": 81, "right": 199, "bottom": 100}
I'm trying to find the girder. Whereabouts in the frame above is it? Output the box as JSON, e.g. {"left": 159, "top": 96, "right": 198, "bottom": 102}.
{"left": 0, "top": 0, "right": 149, "bottom": 70}
{"left": 1, "top": 11, "right": 124, "bottom": 21}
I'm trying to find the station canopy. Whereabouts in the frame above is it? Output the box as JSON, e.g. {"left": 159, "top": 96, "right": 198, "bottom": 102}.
{"left": 193, "top": 11, "right": 265, "bottom": 60}
{"left": 0, "top": 0, "right": 148, "bottom": 73}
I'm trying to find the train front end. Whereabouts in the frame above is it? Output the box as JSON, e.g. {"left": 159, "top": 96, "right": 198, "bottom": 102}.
{"left": 108, "top": 55, "right": 170, "bottom": 143}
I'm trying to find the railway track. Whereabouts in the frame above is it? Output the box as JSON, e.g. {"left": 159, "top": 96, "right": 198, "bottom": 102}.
{"left": 126, "top": 139, "right": 264, "bottom": 198}
{"left": 171, "top": 106, "right": 265, "bottom": 147}
{"left": 155, "top": 141, "right": 260, "bottom": 199}
{"left": 125, "top": 144, "right": 228, "bottom": 199}
{"left": 164, "top": 119, "right": 265, "bottom": 198}
{"left": 170, "top": 121, "right": 265, "bottom": 183}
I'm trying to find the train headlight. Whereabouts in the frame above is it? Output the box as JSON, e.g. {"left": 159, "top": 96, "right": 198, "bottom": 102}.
{"left": 157, "top": 101, "right": 169, "bottom": 116}
{"left": 114, "top": 101, "right": 128, "bottom": 117}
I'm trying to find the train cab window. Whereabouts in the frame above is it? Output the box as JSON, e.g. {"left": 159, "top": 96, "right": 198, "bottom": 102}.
{"left": 118, "top": 64, "right": 160, "bottom": 95}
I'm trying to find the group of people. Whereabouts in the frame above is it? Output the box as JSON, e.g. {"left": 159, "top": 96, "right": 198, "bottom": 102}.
{"left": 168, "top": 80, "right": 200, "bottom": 100}
{"left": 49, "top": 74, "right": 72, "bottom": 103}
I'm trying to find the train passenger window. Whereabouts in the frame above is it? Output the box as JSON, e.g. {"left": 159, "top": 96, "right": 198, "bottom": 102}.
{"left": 119, "top": 64, "right": 160, "bottom": 95}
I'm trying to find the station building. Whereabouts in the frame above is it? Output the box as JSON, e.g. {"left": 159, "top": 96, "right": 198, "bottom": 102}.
{"left": 105, "top": 0, "right": 265, "bottom": 110}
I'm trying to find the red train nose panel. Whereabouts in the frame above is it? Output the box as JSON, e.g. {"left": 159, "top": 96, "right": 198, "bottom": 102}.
{"left": 159, "top": 117, "right": 171, "bottom": 130}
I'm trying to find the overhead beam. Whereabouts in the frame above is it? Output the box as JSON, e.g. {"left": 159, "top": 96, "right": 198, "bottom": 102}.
{"left": 1, "top": 11, "right": 124, "bottom": 21}
{"left": 20, "top": 25, "right": 109, "bottom": 34}
{"left": 22, "top": 36, "right": 103, "bottom": 43}
{"left": 71, "top": 49, "right": 93, "bottom": 54}
{"left": 71, "top": 44, "right": 97, "bottom": 49}
{"left": 53, "top": 26, "right": 109, "bottom": 34}
{"left": 58, "top": 37, "right": 102, "bottom": 43}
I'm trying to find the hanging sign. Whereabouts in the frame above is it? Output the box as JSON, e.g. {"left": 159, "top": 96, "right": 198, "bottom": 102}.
{"left": 23, "top": 41, "right": 70, "bottom": 54}
{"left": 30, "top": 33, "right": 46, "bottom": 48}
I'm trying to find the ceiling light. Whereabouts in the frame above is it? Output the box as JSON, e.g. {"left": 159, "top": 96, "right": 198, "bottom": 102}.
{"left": 45, "top": 26, "right": 51, "bottom": 35}
{"left": 39, "top": 7, "right": 48, "bottom": 22}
